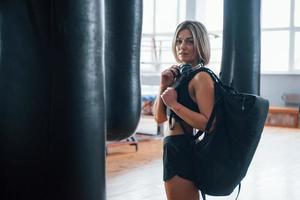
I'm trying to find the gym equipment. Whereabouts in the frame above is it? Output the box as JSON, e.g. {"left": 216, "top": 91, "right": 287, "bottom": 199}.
{"left": 221, "top": 0, "right": 261, "bottom": 95}
{"left": 105, "top": 0, "right": 143, "bottom": 141}
{"left": 0, "top": 1, "right": 106, "bottom": 200}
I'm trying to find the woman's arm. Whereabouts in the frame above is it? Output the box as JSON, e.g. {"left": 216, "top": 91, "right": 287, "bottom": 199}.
{"left": 153, "top": 86, "right": 168, "bottom": 124}
{"left": 153, "top": 65, "right": 180, "bottom": 124}
{"left": 160, "top": 72, "right": 214, "bottom": 131}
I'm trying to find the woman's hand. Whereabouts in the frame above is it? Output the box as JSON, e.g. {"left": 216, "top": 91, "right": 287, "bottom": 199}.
{"left": 160, "top": 87, "right": 178, "bottom": 108}
{"left": 160, "top": 65, "right": 180, "bottom": 88}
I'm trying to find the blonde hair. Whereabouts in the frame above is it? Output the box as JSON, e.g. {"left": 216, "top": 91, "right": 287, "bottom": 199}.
{"left": 172, "top": 20, "right": 211, "bottom": 66}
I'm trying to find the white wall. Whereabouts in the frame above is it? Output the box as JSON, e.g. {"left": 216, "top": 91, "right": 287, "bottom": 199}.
{"left": 260, "top": 74, "right": 300, "bottom": 107}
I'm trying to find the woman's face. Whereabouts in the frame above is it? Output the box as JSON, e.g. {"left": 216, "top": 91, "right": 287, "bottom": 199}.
{"left": 175, "top": 29, "right": 198, "bottom": 66}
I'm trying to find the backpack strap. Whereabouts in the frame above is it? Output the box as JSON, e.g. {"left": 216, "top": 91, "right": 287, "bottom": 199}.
{"left": 235, "top": 183, "right": 241, "bottom": 200}
{"left": 188, "top": 66, "right": 221, "bottom": 85}
{"left": 193, "top": 103, "right": 217, "bottom": 140}
{"left": 201, "top": 191, "right": 206, "bottom": 200}
{"left": 200, "top": 184, "right": 241, "bottom": 200}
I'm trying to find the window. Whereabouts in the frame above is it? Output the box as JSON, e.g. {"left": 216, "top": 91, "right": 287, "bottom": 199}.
{"left": 142, "top": 0, "right": 154, "bottom": 34}
{"left": 202, "top": 0, "right": 223, "bottom": 31}
{"left": 261, "top": 0, "right": 290, "bottom": 28}
{"left": 261, "top": 31, "right": 290, "bottom": 72}
{"left": 294, "top": 0, "right": 300, "bottom": 26}
{"left": 201, "top": 0, "right": 300, "bottom": 73}
{"left": 196, "top": 0, "right": 223, "bottom": 73}
{"left": 141, "top": 0, "right": 300, "bottom": 75}
{"left": 294, "top": 0, "right": 300, "bottom": 70}
{"left": 295, "top": 32, "right": 300, "bottom": 69}
{"left": 261, "top": 0, "right": 299, "bottom": 73}
{"left": 141, "top": 0, "right": 186, "bottom": 75}
{"left": 155, "top": 0, "right": 178, "bottom": 33}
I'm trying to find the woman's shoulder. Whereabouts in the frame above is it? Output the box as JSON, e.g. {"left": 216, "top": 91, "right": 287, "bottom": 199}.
{"left": 191, "top": 70, "right": 214, "bottom": 85}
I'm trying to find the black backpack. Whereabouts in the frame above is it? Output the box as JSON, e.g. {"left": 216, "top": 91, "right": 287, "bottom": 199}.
{"left": 181, "top": 66, "right": 269, "bottom": 199}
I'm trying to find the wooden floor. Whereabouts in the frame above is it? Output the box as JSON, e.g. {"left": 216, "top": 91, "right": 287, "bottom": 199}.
{"left": 106, "top": 126, "right": 300, "bottom": 200}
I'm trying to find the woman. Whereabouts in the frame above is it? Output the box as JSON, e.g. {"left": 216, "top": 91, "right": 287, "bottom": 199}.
{"left": 153, "top": 20, "right": 214, "bottom": 200}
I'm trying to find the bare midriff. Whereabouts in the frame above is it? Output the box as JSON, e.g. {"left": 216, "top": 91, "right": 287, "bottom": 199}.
{"left": 164, "top": 122, "right": 193, "bottom": 137}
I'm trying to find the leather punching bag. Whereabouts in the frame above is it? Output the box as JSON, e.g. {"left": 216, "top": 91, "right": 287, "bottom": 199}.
{"left": 0, "top": 1, "right": 50, "bottom": 199}
{"left": 105, "top": 0, "right": 143, "bottom": 141}
{"left": 221, "top": 0, "right": 261, "bottom": 95}
{"left": 0, "top": 1, "right": 106, "bottom": 200}
{"left": 49, "top": 1, "right": 106, "bottom": 200}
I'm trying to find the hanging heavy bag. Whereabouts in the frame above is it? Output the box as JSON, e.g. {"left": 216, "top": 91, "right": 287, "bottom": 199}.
{"left": 180, "top": 66, "right": 269, "bottom": 200}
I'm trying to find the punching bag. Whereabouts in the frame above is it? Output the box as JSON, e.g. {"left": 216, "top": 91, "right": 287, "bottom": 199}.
{"left": 49, "top": 1, "right": 106, "bottom": 200}
{"left": 220, "top": 0, "right": 261, "bottom": 95}
{"left": 0, "top": 1, "right": 106, "bottom": 200}
{"left": 0, "top": 1, "right": 51, "bottom": 199}
{"left": 105, "top": 0, "right": 143, "bottom": 141}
